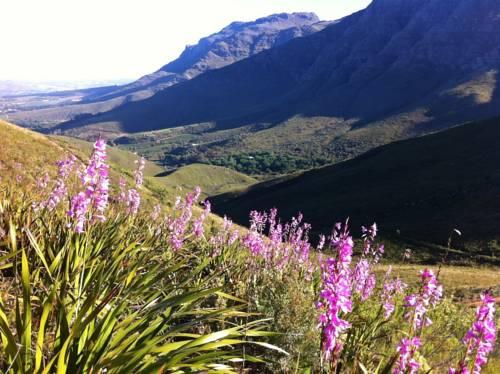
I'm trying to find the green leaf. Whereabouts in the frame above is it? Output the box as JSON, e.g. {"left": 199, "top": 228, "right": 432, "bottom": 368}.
{"left": 26, "top": 229, "right": 53, "bottom": 280}
{"left": 35, "top": 289, "right": 56, "bottom": 373}
{"left": 21, "top": 248, "right": 32, "bottom": 369}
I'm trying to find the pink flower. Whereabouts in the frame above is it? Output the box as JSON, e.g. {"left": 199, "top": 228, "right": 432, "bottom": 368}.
{"left": 450, "top": 291, "right": 497, "bottom": 374}
{"left": 361, "top": 222, "right": 384, "bottom": 263}
{"left": 36, "top": 172, "right": 50, "bottom": 190}
{"left": 209, "top": 216, "right": 239, "bottom": 256}
{"left": 193, "top": 200, "right": 211, "bottom": 237}
{"left": 317, "top": 234, "right": 326, "bottom": 250}
{"left": 166, "top": 187, "right": 201, "bottom": 250}
{"left": 117, "top": 177, "right": 127, "bottom": 203}
{"left": 242, "top": 211, "right": 268, "bottom": 257}
{"left": 393, "top": 337, "right": 421, "bottom": 374}
{"left": 127, "top": 189, "right": 140, "bottom": 215}
{"left": 404, "top": 269, "right": 443, "bottom": 330}
{"left": 68, "top": 192, "right": 90, "bottom": 233}
{"left": 56, "top": 155, "right": 77, "bottom": 179}
{"left": 68, "top": 139, "right": 109, "bottom": 232}
{"left": 362, "top": 222, "right": 378, "bottom": 242}
{"left": 381, "top": 267, "right": 407, "bottom": 319}
{"left": 134, "top": 157, "right": 146, "bottom": 189}
{"left": 353, "top": 259, "right": 376, "bottom": 300}
{"left": 150, "top": 204, "right": 161, "bottom": 221}
{"left": 317, "top": 223, "right": 354, "bottom": 362}
{"left": 241, "top": 209, "right": 313, "bottom": 269}
{"left": 37, "top": 154, "right": 76, "bottom": 212}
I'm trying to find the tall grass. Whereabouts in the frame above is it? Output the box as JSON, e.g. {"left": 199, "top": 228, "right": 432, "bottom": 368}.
{"left": 0, "top": 145, "right": 279, "bottom": 373}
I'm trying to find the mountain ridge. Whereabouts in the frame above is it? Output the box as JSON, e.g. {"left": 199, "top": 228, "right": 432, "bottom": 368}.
{"left": 2, "top": 12, "right": 328, "bottom": 129}
{"left": 84, "top": 12, "right": 325, "bottom": 103}
{"left": 52, "top": 0, "right": 500, "bottom": 172}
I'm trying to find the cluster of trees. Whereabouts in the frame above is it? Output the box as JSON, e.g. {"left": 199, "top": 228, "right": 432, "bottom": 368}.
{"left": 208, "top": 151, "right": 329, "bottom": 175}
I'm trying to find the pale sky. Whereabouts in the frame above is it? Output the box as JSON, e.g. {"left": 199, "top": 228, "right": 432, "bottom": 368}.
{"left": 0, "top": 0, "right": 371, "bottom": 83}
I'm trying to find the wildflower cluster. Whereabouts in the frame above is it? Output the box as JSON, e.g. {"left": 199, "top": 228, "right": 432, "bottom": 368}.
{"left": 311, "top": 220, "right": 497, "bottom": 374}
{"left": 393, "top": 337, "right": 421, "bottom": 374}
{"left": 35, "top": 154, "right": 76, "bottom": 211}
{"left": 450, "top": 291, "right": 497, "bottom": 373}
{"left": 352, "top": 223, "right": 383, "bottom": 300}
{"left": 317, "top": 223, "right": 354, "bottom": 361}
{"left": 68, "top": 138, "right": 109, "bottom": 232}
{"left": 404, "top": 269, "right": 443, "bottom": 331}
{"left": 165, "top": 187, "right": 203, "bottom": 250}
{"left": 381, "top": 267, "right": 407, "bottom": 319}
{"left": 242, "top": 209, "right": 313, "bottom": 270}
{"left": 126, "top": 156, "right": 146, "bottom": 215}
{"left": 209, "top": 216, "right": 239, "bottom": 256}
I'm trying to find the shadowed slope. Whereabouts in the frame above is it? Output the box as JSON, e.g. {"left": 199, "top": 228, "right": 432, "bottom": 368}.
{"left": 212, "top": 117, "right": 500, "bottom": 250}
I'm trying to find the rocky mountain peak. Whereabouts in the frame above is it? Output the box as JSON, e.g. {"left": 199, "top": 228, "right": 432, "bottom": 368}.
{"left": 162, "top": 12, "right": 323, "bottom": 75}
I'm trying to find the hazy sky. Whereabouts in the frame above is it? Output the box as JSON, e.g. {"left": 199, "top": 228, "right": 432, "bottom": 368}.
{"left": 1, "top": 0, "right": 371, "bottom": 82}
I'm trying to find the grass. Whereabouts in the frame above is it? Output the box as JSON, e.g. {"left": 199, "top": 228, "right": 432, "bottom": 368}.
{"left": 0, "top": 120, "right": 163, "bottom": 209}
{"left": 152, "top": 163, "right": 257, "bottom": 197}
{"left": 0, "top": 120, "right": 67, "bottom": 179}
{"left": 53, "top": 135, "right": 165, "bottom": 177}
{"left": 375, "top": 264, "right": 500, "bottom": 302}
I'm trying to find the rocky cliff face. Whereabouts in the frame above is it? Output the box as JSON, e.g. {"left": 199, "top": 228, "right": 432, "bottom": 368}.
{"left": 300, "top": 0, "right": 500, "bottom": 121}
{"left": 61, "top": 0, "right": 500, "bottom": 137}
{"left": 164, "top": 12, "right": 321, "bottom": 76}
{"left": 86, "top": 12, "right": 325, "bottom": 102}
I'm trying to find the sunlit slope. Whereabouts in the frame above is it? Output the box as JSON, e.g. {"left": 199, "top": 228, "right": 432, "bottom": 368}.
{"left": 0, "top": 121, "right": 234, "bottom": 233}
{"left": 153, "top": 163, "right": 257, "bottom": 197}
{"left": 0, "top": 120, "right": 68, "bottom": 180}
{"left": 0, "top": 120, "right": 160, "bottom": 187}
{"left": 54, "top": 136, "right": 257, "bottom": 197}
{"left": 53, "top": 136, "right": 164, "bottom": 177}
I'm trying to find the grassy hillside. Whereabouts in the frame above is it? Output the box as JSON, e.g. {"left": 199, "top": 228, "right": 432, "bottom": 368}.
{"left": 0, "top": 120, "right": 76, "bottom": 183}
{"left": 53, "top": 137, "right": 257, "bottom": 197}
{"left": 212, "top": 116, "right": 500, "bottom": 258}
{"left": 153, "top": 163, "right": 257, "bottom": 197}
{"left": 54, "top": 135, "right": 165, "bottom": 177}
{"left": 0, "top": 120, "right": 160, "bottom": 188}
{"left": 0, "top": 119, "right": 257, "bottom": 225}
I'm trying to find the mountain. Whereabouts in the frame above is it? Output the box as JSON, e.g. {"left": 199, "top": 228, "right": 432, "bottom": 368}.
{"left": 152, "top": 163, "right": 257, "bottom": 197}
{"left": 84, "top": 12, "right": 325, "bottom": 102}
{"left": 3, "top": 13, "right": 326, "bottom": 129}
{"left": 53, "top": 0, "right": 500, "bottom": 173}
{"left": 211, "top": 116, "right": 500, "bottom": 254}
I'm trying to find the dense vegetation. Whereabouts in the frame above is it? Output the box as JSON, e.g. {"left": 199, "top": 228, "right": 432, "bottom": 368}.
{"left": 111, "top": 120, "right": 348, "bottom": 176}
{"left": 0, "top": 138, "right": 498, "bottom": 373}
{"left": 208, "top": 152, "right": 329, "bottom": 176}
